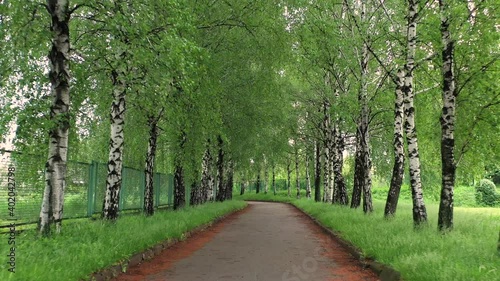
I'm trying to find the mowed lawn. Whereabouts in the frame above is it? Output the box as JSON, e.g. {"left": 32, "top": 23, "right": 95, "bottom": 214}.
{"left": 237, "top": 192, "right": 500, "bottom": 281}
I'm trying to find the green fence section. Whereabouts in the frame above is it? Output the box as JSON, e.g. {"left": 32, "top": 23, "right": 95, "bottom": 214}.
{"left": 0, "top": 150, "right": 174, "bottom": 228}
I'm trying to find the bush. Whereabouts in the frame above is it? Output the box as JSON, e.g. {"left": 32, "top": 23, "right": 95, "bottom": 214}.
{"left": 475, "top": 179, "right": 498, "bottom": 206}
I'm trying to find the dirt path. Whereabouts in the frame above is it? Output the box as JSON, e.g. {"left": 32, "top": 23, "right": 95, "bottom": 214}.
{"left": 114, "top": 201, "right": 379, "bottom": 281}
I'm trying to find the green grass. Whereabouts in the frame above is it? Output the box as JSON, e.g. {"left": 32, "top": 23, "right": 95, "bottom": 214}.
{"left": 236, "top": 192, "right": 500, "bottom": 281}
{"left": 0, "top": 200, "right": 246, "bottom": 281}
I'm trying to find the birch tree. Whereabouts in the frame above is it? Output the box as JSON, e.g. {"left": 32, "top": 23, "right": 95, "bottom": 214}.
{"left": 436, "top": 0, "right": 499, "bottom": 230}
{"left": 143, "top": 108, "right": 163, "bottom": 216}
{"left": 39, "top": 0, "right": 72, "bottom": 234}
{"left": 437, "top": 0, "right": 456, "bottom": 230}
{"left": 402, "top": 0, "right": 427, "bottom": 225}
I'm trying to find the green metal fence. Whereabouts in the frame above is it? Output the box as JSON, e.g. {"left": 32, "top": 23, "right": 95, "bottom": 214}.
{"left": 0, "top": 150, "right": 174, "bottom": 228}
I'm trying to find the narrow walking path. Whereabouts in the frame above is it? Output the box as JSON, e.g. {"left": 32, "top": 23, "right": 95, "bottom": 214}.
{"left": 114, "top": 202, "right": 379, "bottom": 281}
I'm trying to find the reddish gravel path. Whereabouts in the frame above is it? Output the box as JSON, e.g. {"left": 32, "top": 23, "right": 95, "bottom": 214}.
{"left": 113, "top": 201, "right": 379, "bottom": 281}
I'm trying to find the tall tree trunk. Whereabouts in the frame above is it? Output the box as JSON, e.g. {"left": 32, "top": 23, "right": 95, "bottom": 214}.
{"left": 497, "top": 231, "right": 500, "bottom": 255}
{"left": 361, "top": 1, "right": 373, "bottom": 213}
{"left": 333, "top": 126, "right": 348, "bottom": 205}
{"left": 144, "top": 111, "right": 161, "bottom": 216}
{"left": 240, "top": 181, "right": 246, "bottom": 195}
{"left": 352, "top": 43, "right": 373, "bottom": 212}
{"left": 314, "top": 140, "right": 322, "bottom": 202}
{"left": 189, "top": 181, "right": 198, "bottom": 206}
{"left": 225, "top": 160, "right": 234, "bottom": 200}
{"left": 174, "top": 164, "right": 185, "bottom": 209}
{"left": 286, "top": 159, "right": 291, "bottom": 197}
{"left": 385, "top": 70, "right": 405, "bottom": 218}
{"left": 216, "top": 135, "right": 225, "bottom": 201}
{"left": 39, "top": 0, "right": 71, "bottom": 235}
{"left": 102, "top": 69, "right": 127, "bottom": 220}
{"left": 173, "top": 131, "right": 187, "bottom": 210}
{"left": 323, "top": 100, "right": 333, "bottom": 202}
{"left": 295, "top": 147, "right": 301, "bottom": 199}
{"left": 305, "top": 152, "right": 312, "bottom": 199}
{"left": 403, "top": 0, "right": 427, "bottom": 225}
{"left": 351, "top": 131, "right": 362, "bottom": 209}
{"left": 438, "top": 0, "right": 456, "bottom": 231}
{"left": 264, "top": 165, "right": 269, "bottom": 194}
{"left": 256, "top": 172, "right": 261, "bottom": 194}
{"left": 200, "top": 141, "right": 213, "bottom": 203}
{"left": 272, "top": 165, "right": 276, "bottom": 195}
{"left": 208, "top": 168, "right": 215, "bottom": 201}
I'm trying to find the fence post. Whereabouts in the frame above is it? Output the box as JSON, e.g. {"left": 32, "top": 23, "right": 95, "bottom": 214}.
{"left": 87, "top": 161, "right": 97, "bottom": 217}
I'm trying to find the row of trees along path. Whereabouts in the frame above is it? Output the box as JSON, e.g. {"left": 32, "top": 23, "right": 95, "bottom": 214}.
{"left": 0, "top": 0, "right": 497, "bottom": 236}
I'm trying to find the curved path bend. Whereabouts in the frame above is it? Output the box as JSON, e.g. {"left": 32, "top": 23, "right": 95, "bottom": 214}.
{"left": 114, "top": 201, "right": 379, "bottom": 281}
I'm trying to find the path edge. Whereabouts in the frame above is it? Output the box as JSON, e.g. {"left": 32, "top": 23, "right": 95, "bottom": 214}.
{"left": 266, "top": 201, "right": 403, "bottom": 281}
{"left": 84, "top": 204, "right": 249, "bottom": 281}
{"left": 287, "top": 202, "right": 402, "bottom": 281}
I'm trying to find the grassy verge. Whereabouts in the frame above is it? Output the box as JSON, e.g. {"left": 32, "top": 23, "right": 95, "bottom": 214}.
{"left": 0, "top": 200, "right": 246, "bottom": 281}
{"left": 236, "top": 192, "right": 499, "bottom": 281}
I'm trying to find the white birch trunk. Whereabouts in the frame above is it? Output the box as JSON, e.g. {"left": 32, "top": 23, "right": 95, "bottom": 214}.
{"left": 314, "top": 140, "right": 322, "bottom": 202}
{"left": 333, "top": 125, "right": 348, "bottom": 205}
{"left": 295, "top": 147, "right": 300, "bottom": 198}
{"left": 404, "top": 0, "right": 427, "bottom": 225}
{"left": 272, "top": 165, "right": 276, "bottom": 195}
{"left": 216, "top": 135, "right": 225, "bottom": 201}
{"left": 438, "top": 0, "right": 456, "bottom": 231}
{"left": 385, "top": 70, "right": 405, "bottom": 217}
{"left": 144, "top": 112, "right": 160, "bottom": 216}
{"left": 305, "top": 152, "right": 312, "bottom": 199}
{"left": 39, "top": 0, "right": 71, "bottom": 235}
{"left": 351, "top": 0, "right": 373, "bottom": 213}
{"left": 287, "top": 159, "right": 291, "bottom": 197}
{"left": 322, "top": 100, "right": 333, "bottom": 202}
{"left": 201, "top": 142, "right": 213, "bottom": 203}
{"left": 102, "top": 68, "right": 127, "bottom": 220}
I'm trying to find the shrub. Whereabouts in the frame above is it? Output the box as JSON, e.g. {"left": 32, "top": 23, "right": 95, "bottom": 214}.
{"left": 475, "top": 179, "right": 498, "bottom": 206}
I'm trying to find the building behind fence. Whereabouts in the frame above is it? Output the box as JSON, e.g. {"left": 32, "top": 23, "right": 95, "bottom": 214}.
{"left": 0, "top": 150, "right": 175, "bottom": 228}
